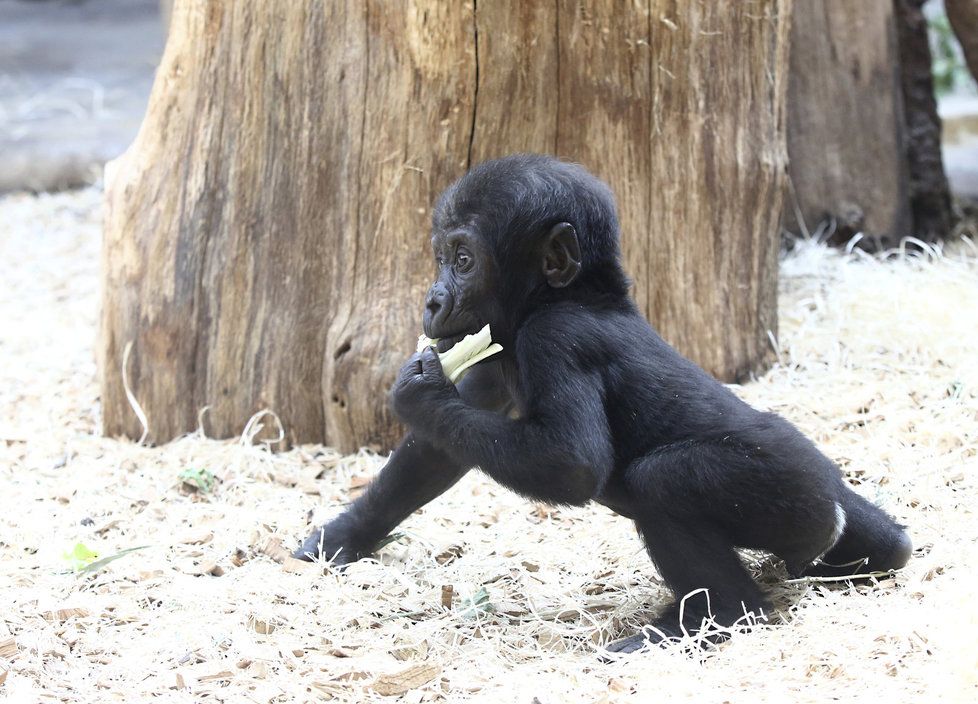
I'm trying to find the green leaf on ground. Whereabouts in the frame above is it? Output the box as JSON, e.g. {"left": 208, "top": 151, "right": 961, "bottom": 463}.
{"left": 77, "top": 546, "right": 151, "bottom": 575}
{"left": 459, "top": 586, "right": 495, "bottom": 620}
{"left": 62, "top": 542, "right": 99, "bottom": 571}
{"left": 179, "top": 467, "right": 217, "bottom": 493}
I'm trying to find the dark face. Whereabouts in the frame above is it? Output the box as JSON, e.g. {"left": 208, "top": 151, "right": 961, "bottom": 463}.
{"left": 423, "top": 227, "right": 502, "bottom": 352}
{"left": 423, "top": 155, "right": 609, "bottom": 351}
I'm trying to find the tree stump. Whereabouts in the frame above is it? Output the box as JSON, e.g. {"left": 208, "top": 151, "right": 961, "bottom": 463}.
{"left": 785, "top": 0, "right": 912, "bottom": 247}
{"left": 894, "top": 0, "right": 953, "bottom": 241}
{"left": 100, "top": 0, "right": 790, "bottom": 452}
{"left": 785, "top": 0, "right": 953, "bottom": 248}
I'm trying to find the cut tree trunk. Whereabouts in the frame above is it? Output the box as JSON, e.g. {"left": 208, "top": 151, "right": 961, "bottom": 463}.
{"left": 100, "top": 0, "right": 790, "bottom": 452}
{"left": 785, "top": 0, "right": 953, "bottom": 248}
{"left": 894, "top": 0, "right": 953, "bottom": 241}
{"left": 786, "top": 0, "right": 912, "bottom": 247}
{"left": 552, "top": 2, "right": 787, "bottom": 386}
{"left": 946, "top": 0, "right": 978, "bottom": 82}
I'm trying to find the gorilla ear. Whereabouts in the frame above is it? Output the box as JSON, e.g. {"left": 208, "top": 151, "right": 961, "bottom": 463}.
{"left": 541, "top": 222, "right": 582, "bottom": 288}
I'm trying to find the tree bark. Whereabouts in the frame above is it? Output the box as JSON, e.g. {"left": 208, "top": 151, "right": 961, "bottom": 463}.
{"left": 100, "top": 0, "right": 790, "bottom": 452}
{"left": 946, "top": 0, "right": 978, "bottom": 83}
{"left": 785, "top": 0, "right": 954, "bottom": 248}
{"left": 785, "top": 0, "right": 912, "bottom": 248}
{"left": 894, "top": 0, "right": 953, "bottom": 241}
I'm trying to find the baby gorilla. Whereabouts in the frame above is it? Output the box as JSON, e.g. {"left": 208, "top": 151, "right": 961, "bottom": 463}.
{"left": 296, "top": 154, "right": 912, "bottom": 653}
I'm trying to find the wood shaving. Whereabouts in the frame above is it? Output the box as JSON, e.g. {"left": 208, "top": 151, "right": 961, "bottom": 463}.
{"left": 1, "top": 190, "right": 976, "bottom": 701}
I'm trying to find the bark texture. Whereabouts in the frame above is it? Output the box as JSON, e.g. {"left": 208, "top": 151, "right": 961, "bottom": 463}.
{"left": 947, "top": 0, "right": 978, "bottom": 82}
{"left": 101, "top": 0, "right": 790, "bottom": 452}
{"left": 894, "top": 0, "right": 953, "bottom": 241}
{"left": 785, "top": 0, "right": 954, "bottom": 248}
{"left": 786, "top": 0, "right": 911, "bottom": 247}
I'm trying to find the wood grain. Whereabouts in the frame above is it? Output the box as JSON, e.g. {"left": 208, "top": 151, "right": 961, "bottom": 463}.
{"left": 785, "top": 0, "right": 912, "bottom": 247}
{"left": 101, "top": 0, "right": 789, "bottom": 451}
{"left": 895, "top": 0, "right": 953, "bottom": 241}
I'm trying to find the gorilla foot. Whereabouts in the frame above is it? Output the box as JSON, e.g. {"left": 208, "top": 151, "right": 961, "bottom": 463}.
{"left": 292, "top": 524, "right": 369, "bottom": 566}
{"left": 602, "top": 621, "right": 682, "bottom": 657}
{"left": 604, "top": 630, "right": 673, "bottom": 655}
{"left": 602, "top": 604, "right": 767, "bottom": 657}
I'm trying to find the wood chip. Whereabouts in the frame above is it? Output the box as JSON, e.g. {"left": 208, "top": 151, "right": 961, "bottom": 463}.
{"left": 297, "top": 475, "right": 321, "bottom": 495}
{"left": 368, "top": 663, "right": 440, "bottom": 697}
{"left": 391, "top": 640, "right": 429, "bottom": 662}
{"left": 177, "top": 650, "right": 201, "bottom": 666}
{"left": 271, "top": 471, "right": 297, "bottom": 487}
{"left": 0, "top": 669, "right": 7, "bottom": 686}
{"left": 178, "top": 529, "right": 213, "bottom": 545}
{"left": 179, "top": 661, "right": 236, "bottom": 683}
{"left": 42, "top": 607, "right": 89, "bottom": 622}
{"left": 251, "top": 618, "right": 275, "bottom": 635}
{"left": 187, "top": 561, "right": 224, "bottom": 577}
{"left": 260, "top": 537, "right": 290, "bottom": 564}
{"left": 435, "top": 545, "right": 463, "bottom": 565}
{"left": 0, "top": 638, "right": 16, "bottom": 658}
{"left": 283, "top": 556, "right": 318, "bottom": 574}
{"left": 440, "top": 585, "right": 454, "bottom": 609}
{"left": 348, "top": 474, "right": 371, "bottom": 490}
{"left": 348, "top": 474, "right": 372, "bottom": 498}
{"left": 95, "top": 519, "right": 121, "bottom": 535}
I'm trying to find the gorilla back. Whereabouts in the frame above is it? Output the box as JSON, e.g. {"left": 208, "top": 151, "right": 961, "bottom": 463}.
{"left": 296, "top": 154, "right": 912, "bottom": 654}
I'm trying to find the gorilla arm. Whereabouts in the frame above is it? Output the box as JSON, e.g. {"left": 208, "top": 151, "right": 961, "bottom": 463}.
{"left": 293, "top": 360, "right": 511, "bottom": 562}
{"left": 391, "top": 347, "right": 613, "bottom": 506}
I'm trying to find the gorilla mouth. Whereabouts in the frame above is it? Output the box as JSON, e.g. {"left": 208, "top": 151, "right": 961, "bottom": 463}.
{"left": 435, "top": 332, "right": 472, "bottom": 353}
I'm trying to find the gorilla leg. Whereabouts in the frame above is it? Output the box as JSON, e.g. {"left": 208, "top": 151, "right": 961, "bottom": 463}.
{"left": 294, "top": 363, "right": 512, "bottom": 563}
{"left": 606, "top": 516, "right": 769, "bottom": 653}
{"left": 605, "top": 446, "right": 780, "bottom": 653}
{"left": 804, "top": 489, "right": 912, "bottom": 578}
{"left": 604, "top": 438, "right": 858, "bottom": 652}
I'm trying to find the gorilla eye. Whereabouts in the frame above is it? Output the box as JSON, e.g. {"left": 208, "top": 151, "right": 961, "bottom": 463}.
{"left": 455, "top": 251, "right": 473, "bottom": 272}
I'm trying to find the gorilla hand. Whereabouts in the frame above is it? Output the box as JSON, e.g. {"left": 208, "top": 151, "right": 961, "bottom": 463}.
{"left": 293, "top": 512, "right": 373, "bottom": 565}
{"left": 390, "top": 347, "right": 459, "bottom": 431}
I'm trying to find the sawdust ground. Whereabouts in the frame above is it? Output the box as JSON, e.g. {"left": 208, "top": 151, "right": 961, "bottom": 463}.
{"left": 1, "top": 189, "right": 976, "bottom": 703}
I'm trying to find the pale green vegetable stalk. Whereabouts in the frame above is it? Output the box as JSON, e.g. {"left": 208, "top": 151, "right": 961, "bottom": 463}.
{"left": 417, "top": 324, "right": 503, "bottom": 383}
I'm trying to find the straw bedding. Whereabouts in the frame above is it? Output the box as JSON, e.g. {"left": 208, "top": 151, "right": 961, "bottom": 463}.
{"left": 1, "top": 188, "right": 976, "bottom": 702}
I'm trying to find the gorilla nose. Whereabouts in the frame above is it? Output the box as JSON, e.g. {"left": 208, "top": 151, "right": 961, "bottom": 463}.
{"left": 423, "top": 283, "right": 452, "bottom": 332}
{"left": 425, "top": 287, "right": 445, "bottom": 315}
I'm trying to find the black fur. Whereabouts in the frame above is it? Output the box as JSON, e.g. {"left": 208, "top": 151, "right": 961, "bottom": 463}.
{"left": 296, "top": 154, "right": 912, "bottom": 653}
